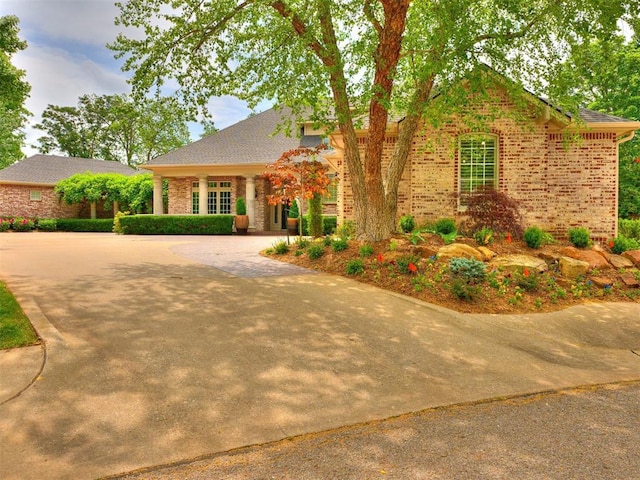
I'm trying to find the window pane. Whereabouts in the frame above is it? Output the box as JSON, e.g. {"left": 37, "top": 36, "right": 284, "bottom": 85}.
{"left": 459, "top": 135, "right": 497, "bottom": 201}
{"left": 192, "top": 192, "right": 199, "bottom": 214}
{"left": 220, "top": 191, "right": 231, "bottom": 214}
{"left": 208, "top": 192, "right": 217, "bottom": 214}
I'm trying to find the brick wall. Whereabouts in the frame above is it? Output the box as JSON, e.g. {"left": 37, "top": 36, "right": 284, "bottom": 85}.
{"left": 0, "top": 184, "right": 80, "bottom": 218}
{"left": 337, "top": 93, "right": 619, "bottom": 240}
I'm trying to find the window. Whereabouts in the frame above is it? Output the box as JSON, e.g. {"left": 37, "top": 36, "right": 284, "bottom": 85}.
{"left": 192, "top": 180, "right": 232, "bottom": 214}
{"left": 30, "top": 190, "right": 42, "bottom": 201}
{"left": 458, "top": 134, "right": 497, "bottom": 204}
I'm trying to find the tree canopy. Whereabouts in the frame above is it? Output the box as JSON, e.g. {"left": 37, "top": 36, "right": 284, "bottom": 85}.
{"left": 558, "top": 33, "right": 640, "bottom": 218}
{"left": 0, "top": 15, "right": 31, "bottom": 168}
{"left": 55, "top": 172, "right": 155, "bottom": 214}
{"left": 112, "top": 0, "right": 639, "bottom": 240}
{"left": 36, "top": 94, "right": 192, "bottom": 167}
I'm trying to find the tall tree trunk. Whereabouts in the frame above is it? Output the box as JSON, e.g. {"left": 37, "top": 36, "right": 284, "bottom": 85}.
{"left": 359, "top": 0, "right": 410, "bottom": 241}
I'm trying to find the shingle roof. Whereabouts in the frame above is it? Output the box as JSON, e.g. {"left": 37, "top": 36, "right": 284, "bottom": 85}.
{"left": 0, "top": 154, "right": 140, "bottom": 185}
{"left": 149, "top": 106, "right": 319, "bottom": 166}
{"left": 577, "top": 108, "right": 635, "bottom": 123}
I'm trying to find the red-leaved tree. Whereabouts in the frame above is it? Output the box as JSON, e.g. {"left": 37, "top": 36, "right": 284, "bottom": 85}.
{"left": 263, "top": 145, "right": 337, "bottom": 217}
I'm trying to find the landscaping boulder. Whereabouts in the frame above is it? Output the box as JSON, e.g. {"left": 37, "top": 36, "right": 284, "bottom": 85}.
{"left": 609, "top": 254, "right": 634, "bottom": 269}
{"left": 559, "top": 246, "right": 611, "bottom": 270}
{"left": 413, "top": 245, "right": 438, "bottom": 259}
{"left": 622, "top": 250, "right": 640, "bottom": 267}
{"left": 620, "top": 273, "right": 640, "bottom": 288}
{"left": 437, "top": 243, "right": 484, "bottom": 261}
{"left": 590, "top": 276, "right": 614, "bottom": 288}
{"left": 559, "top": 256, "right": 589, "bottom": 279}
{"left": 477, "top": 246, "right": 497, "bottom": 261}
{"left": 489, "top": 254, "right": 548, "bottom": 273}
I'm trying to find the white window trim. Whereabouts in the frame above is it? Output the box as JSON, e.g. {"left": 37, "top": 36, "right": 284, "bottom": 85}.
{"left": 191, "top": 180, "right": 232, "bottom": 214}
{"left": 457, "top": 133, "right": 499, "bottom": 209}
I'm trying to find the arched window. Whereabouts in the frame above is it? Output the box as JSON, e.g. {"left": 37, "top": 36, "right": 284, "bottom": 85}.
{"left": 458, "top": 134, "right": 498, "bottom": 204}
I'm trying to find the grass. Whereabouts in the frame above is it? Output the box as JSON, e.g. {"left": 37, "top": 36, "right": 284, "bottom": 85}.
{"left": 0, "top": 281, "right": 39, "bottom": 350}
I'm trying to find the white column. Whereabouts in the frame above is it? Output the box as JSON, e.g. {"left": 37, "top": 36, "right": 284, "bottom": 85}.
{"left": 153, "top": 176, "right": 164, "bottom": 215}
{"left": 198, "top": 176, "right": 208, "bottom": 215}
{"left": 113, "top": 200, "right": 119, "bottom": 216}
{"left": 245, "top": 175, "right": 256, "bottom": 229}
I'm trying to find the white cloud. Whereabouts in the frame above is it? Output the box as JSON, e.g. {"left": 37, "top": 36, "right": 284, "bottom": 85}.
{"left": 3, "top": 0, "right": 125, "bottom": 47}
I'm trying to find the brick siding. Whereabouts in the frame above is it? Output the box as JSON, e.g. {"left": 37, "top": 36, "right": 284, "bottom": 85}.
{"left": 338, "top": 94, "right": 619, "bottom": 241}
{"left": 0, "top": 184, "right": 80, "bottom": 218}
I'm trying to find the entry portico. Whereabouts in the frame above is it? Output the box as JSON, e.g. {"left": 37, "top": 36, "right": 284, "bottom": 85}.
{"left": 143, "top": 107, "right": 331, "bottom": 232}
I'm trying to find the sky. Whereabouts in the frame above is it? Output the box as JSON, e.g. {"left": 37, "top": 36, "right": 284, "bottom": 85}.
{"left": 1, "top": 0, "right": 261, "bottom": 158}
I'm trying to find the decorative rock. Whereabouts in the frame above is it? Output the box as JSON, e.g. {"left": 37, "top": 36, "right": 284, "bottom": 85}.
{"left": 620, "top": 273, "right": 640, "bottom": 288}
{"left": 590, "top": 276, "right": 614, "bottom": 288}
{"left": 437, "top": 243, "right": 484, "bottom": 262}
{"left": 413, "top": 245, "right": 439, "bottom": 259}
{"left": 559, "top": 246, "right": 612, "bottom": 270}
{"left": 537, "top": 251, "right": 561, "bottom": 263}
{"left": 477, "top": 246, "right": 497, "bottom": 261}
{"left": 609, "top": 254, "right": 634, "bottom": 269}
{"left": 490, "top": 254, "right": 548, "bottom": 273}
{"left": 622, "top": 250, "right": 640, "bottom": 267}
{"left": 559, "top": 256, "right": 590, "bottom": 279}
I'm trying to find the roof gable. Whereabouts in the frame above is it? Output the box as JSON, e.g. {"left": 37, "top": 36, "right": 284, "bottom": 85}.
{"left": 147, "top": 106, "right": 317, "bottom": 167}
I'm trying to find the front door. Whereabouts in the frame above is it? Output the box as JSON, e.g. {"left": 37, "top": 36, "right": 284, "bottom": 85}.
{"left": 269, "top": 203, "right": 287, "bottom": 231}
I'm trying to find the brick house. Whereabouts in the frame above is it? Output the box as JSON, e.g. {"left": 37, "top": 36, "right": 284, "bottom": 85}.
{"left": 0, "top": 155, "right": 140, "bottom": 219}
{"left": 332, "top": 86, "right": 640, "bottom": 241}
{"left": 144, "top": 90, "right": 638, "bottom": 238}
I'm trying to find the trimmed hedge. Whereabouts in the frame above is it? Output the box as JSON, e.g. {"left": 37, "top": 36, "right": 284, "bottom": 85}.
{"left": 56, "top": 219, "right": 114, "bottom": 232}
{"left": 301, "top": 215, "right": 337, "bottom": 236}
{"left": 118, "top": 215, "right": 234, "bottom": 235}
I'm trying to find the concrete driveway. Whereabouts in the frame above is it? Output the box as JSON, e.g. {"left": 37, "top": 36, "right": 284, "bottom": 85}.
{"left": 1, "top": 232, "right": 639, "bottom": 480}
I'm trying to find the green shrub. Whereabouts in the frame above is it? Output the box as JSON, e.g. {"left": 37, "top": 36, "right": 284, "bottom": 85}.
{"left": 434, "top": 218, "right": 457, "bottom": 235}
{"left": 398, "top": 214, "right": 416, "bottom": 233}
{"left": 346, "top": 259, "right": 365, "bottom": 275}
{"left": 36, "top": 219, "right": 57, "bottom": 231}
{"left": 235, "top": 197, "right": 247, "bottom": 215}
{"left": 450, "top": 280, "right": 479, "bottom": 301}
{"left": 359, "top": 244, "right": 374, "bottom": 257}
{"left": 287, "top": 200, "right": 299, "bottom": 219}
{"left": 308, "top": 194, "right": 324, "bottom": 237}
{"left": 448, "top": 257, "right": 486, "bottom": 284}
{"left": 0, "top": 218, "right": 10, "bottom": 232}
{"left": 11, "top": 217, "right": 34, "bottom": 232}
{"left": 307, "top": 244, "right": 324, "bottom": 260}
{"left": 514, "top": 268, "right": 539, "bottom": 291}
{"left": 474, "top": 227, "right": 494, "bottom": 245}
{"left": 619, "top": 219, "right": 640, "bottom": 240}
{"left": 273, "top": 240, "right": 289, "bottom": 254}
{"left": 323, "top": 236, "right": 332, "bottom": 247}
{"left": 295, "top": 237, "right": 310, "bottom": 249}
{"left": 611, "top": 235, "right": 640, "bottom": 254}
{"left": 568, "top": 227, "right": 591, "bottom": 248}
{"left": 301, "top": 215, "right": 338, "bottom": 236}
{"left": 335, "top": 220, "right": 356, "bottom": 240}
{"left": 55, "top": 219, "right": 114, "bottom": 232}
{"left": 332, "top": 238, "right": 349, "bottom": 252}
{"left": 523, "top": 226, "right": 544, "bottom": 249}
{"left": 117, "top": 215, "right": 233, "bottom": 235}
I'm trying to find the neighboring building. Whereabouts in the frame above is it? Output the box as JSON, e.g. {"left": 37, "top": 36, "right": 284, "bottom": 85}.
{"left": 133, "top": 83, "right": 640, "bottom": 239}
{"left": 0, "top": 155, "right": 139, "bottom": 219}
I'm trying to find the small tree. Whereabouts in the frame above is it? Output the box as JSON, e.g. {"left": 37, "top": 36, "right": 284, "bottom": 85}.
{"left": 263, "top": 145, "right": 337, "bottom": 235}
